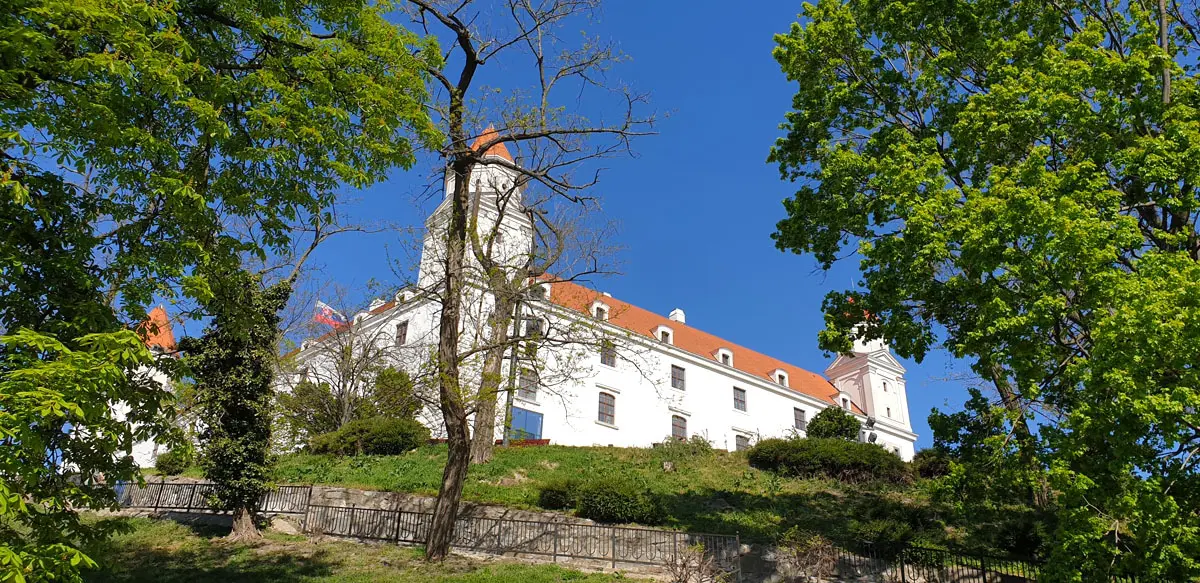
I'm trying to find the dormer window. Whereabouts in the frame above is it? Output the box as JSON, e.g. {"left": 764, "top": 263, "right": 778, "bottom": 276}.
{"left": 716, "top": 348, "right": 734, "bottom": 367}
{"left": 526, "top": 283, "right": 548, "bottom": 301}
{"left": 772, "top": 369, "right": 789, "bottom": 387}
{"left": 842, "top": 397, "right": 850, "bottom": 410}
{"left": 591, "top": 300, "right": 609, "bottom": 321}
{"left": 654, "top": 325, "right": 674, "bottom": 345}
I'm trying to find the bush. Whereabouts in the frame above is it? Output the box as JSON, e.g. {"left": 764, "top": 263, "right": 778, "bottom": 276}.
{"left": 575, "top": 478, "right": 665, "bottom": 525}
{"left": 537, "top": 477, "right": 582, "bottom": 510}
{"left": 746, "top": 437, "right": 911, "bottom": 484}
{"left": 654, "top": 434, "right": 714, "bottom": 459}
{"left": 911, "top": 448, "right": 952, "bottom": 479}
{"left": 806, "top": 407, "right": 861, "bottom": 440}
{"left": 309, "top": 416, "right": 430, "bottom": 456}
{"left": 155, "top": 448, "right": 192, "bottom": 476}
{"left": 848, "top": 518, "right": 915, "bottom": 559}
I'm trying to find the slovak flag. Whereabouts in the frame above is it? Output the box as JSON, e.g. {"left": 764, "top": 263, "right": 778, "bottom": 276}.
{"left": 314, "top": 300, "right": 348, "bottom": 329}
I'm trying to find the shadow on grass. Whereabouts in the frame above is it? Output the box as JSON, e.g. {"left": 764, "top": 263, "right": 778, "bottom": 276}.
{"left": 84, "top": 519, "right": 340, "bottom": 583}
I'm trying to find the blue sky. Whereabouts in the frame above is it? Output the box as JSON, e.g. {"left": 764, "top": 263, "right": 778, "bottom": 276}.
{"left": 302, "top": 2, "right": 977, "bottom": 448}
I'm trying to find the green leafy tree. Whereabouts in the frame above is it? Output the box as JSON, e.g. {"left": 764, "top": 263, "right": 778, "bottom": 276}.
{"left": 2, "top": 0, "right": 437, "bottom": 573}
{"left": 276, "top": 367, "right": 420, "bottom": 442}
{"left": 769, "top": 0, "right": 1199, "bottom": 578}
{"left": 179, "top": 271, "right": 292, "bottom": 541}
{"left": 368, "top": 367, "right": 422, "bottom": 420}
{"left": 806, "top": 406, "right": 860, "bottom": 441}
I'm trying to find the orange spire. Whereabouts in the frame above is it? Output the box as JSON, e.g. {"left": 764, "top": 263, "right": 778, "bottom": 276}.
{"left": 470, "top": 125, "right": 513, "bottom": 161}
{"left": 139, "top": 305, "right": 177, "bottom": 353}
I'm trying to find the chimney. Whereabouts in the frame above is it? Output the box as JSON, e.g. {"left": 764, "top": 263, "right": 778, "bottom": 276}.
{"left": 668, "top": 308, "right": 686, "bottom": 324}
{"left": 601, "top": 291, "right": 612, "bottom": 297}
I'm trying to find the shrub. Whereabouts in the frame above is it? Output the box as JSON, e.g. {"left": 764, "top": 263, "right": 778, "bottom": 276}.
{"left": 654, "top": 434, "right": 714, "bottom": 459}
{"left": 806, "top": 407, "right": 860, "bottom": 440}
{"left": 155, "top": 448, "right": 192, "bottom": 476}
{"left": 848, "top": 518, "right": 915, "bottom": 560}
{"left": 309, "top": 416, "right": 430, "bottom": 456}
{"left": 537, "top": 477, "right": 582, "bottom": 510}
{"left": 911, "top": 448, "right": 952, "bottom": 479}
{"left": 575, "top": 478, "right": 665, "bottom": 525}
{"left": 746, "top": 437, "right": 910, "bottom": 484}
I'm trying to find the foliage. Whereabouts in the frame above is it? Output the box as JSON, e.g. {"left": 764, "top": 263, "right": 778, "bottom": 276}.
{"left": 664, "top": 543, "right": 730, "bottom": 583}
{"left": 747, "top": 437, "right": 910, "bottom": 484}
{"left": 309, "top": 416, "right": 430, "bottom": 456}
{"left": 655, "top": 434, "right": 716, "bottom": 460}
{"left": 366, "top": 367, "right": 422, "bottom": 420}
{"left": 276, "top": 380, "right": 344, "bottom": 440}
{"left": 82, "top": 515, "right": 638, "bottom": 583}
{"left": 769, "top": 0, "right": 1200, "bottom": 577}
{"left": 181, "top": 272, "right": 292, "bottom": 533}
{"left": 805, "top": 407, "right": 860, "bottom": 441}
{"left": 536, "top": 477, "right": 582, "bottom": 511}
{"left": 847, "top": 518, "right": 914, "bottom": 560}
{"left": 776, "top": 527, "right": 838, "bottom": 580}
{"left": 574, "top": 477, "right": 665, "bottom": 525}
{"left": 0, "top": 330, "right": 175, "bottom": 582}
{"left": 3, "top": 0, "right": 437, "bottom": 575}
{"left": 910, "top": 449, "right": 952, "bottom": 480}
{"left": 155, "top": 448, "right": 193, "bottom": 477}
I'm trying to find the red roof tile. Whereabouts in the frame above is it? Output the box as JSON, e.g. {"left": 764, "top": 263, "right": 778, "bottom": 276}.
{"left": 546, "top": 280, "right": 847, "bottom": 408}
{"left": 471, "top": 126, "right": 513, "bottom": 161}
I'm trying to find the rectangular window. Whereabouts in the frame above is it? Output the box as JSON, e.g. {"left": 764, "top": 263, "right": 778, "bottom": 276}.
{"left": 794, "top": 408, "right": 807, "bottom": 431}
{"left": 670, "top": 365, "right": 686, "bottom": 390}
{"left": 395, "top": 321, "right": 408, "bottom": 346}
{"left": 735, "top": 434, "right": 750, "bottom": 452}
{"left": 660, "top": 330, "right": 671, "bottom": 343}
{"left": 594, "top": 306, "right": 607, "bottom": 320}
{"left": 671, "top": 415, "right": 687, "bottom": 440}
{"left": 525, "top": 317, "right": 543, "bottom": 337}
{"left": 733, "top": 387, "right": 747, "bottom": 412}
{"left": 518, "top": 369, "right": 538, "bottom": 401}
{"left": 887, "top": 407, "right": 892, "bottom": 418}
{"left": 721, "top": 353, "right": 731, "bottom": 365}
{"left": 598, "top": 392, "right": 616, "bottom": 425}
{"left": 600, "top": 340, "right": 617, "bottom": 367}
{"left": 527, "top": 286, "right": 545, "bottom": 300}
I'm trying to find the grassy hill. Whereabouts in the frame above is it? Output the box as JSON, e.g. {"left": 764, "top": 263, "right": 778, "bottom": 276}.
{"left": 265, "top": 442, "right": 972, "bottom": 553}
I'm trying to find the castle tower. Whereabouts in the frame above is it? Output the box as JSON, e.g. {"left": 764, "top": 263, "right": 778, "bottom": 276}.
{"left": 823, "top": 330, "right": 912, "bottom": 440}
{"left": 417, "top": 126, "right": 533, "bottom": 290}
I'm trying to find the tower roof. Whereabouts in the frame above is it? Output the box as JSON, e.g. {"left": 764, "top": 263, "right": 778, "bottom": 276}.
{"left": 139, "top": 305, "right": 176, "bottom": 353}
{"left": 470, "top": 126, "right": 513, "bottom": 162}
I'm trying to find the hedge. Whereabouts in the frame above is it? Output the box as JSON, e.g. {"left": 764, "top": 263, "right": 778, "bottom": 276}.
{"left": 309, "top": 416, "right": 430, "bottom": 456}
{"left": 746, "top": 437, "right": 910, "bottom": 484}
{"left": 154, "top": 448, "right": 191, "bottom": 476}
{"left": 573, "top": 478, "right": 665, "bottom": 525}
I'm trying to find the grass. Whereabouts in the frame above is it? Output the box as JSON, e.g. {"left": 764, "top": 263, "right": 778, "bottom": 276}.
{"left": 266, "top": 442, "right": 957, "bottom": 550}
{"left": 83, "top": 516, "right": 644, "bottom": 583}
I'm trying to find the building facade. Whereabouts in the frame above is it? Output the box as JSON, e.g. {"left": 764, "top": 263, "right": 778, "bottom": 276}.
{"left": 288, "top": 130, "right": 918, "bottom": 460}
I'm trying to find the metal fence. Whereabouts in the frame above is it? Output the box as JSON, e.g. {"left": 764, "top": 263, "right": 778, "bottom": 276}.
{"left": 116, "top": 480, "right": 311, "bottom": 516}
{"left": 117, "top": 480, "right": 741, "bottom": 577}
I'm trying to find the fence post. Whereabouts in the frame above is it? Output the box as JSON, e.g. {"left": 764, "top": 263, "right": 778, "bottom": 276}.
{"left": 184, "top": 483, "right": 194, "bottom": 513}
{"left": 980, "top": 555, "right": 988, "bottom": 582}
{"left": 393, "top": 508, "right": 402, "bottom": 542}
{"left": 349, "top": 504, "right": 356, "bottom": 538}
{"left": 900, "top": 552, "right": 907, "bottom": 583}
{"left": 735, "top": 532, "right": 742, "bottom": 583}
{"left": 153, "top": 479, "right": 166, "bottom": 512}
{"left": 495, "top": 519, "right": 503, "bottom": 552}
{"left": 611, "top": 528, "right": 617, "bottom": 568}
{"left": 303, "top": 485, "right": 315, "bottom": 533}
{"left": 552, "top": 523, "right": 559, "bottom": 563}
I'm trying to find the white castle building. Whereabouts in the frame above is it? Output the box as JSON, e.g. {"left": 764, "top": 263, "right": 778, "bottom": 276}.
{"left": 288, "top": 129, "right": 918, "bottom": 460}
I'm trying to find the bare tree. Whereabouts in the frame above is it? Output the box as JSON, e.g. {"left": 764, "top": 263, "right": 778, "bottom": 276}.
{"left": 393, "top": 0, "right": 653, "bottom": 560}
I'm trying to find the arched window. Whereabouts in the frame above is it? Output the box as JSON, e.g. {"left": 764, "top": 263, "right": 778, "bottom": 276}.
{"left": 671, "top": 415, "right": 687, "bottom": 440}
{"left": 598, "top": 392, "right": 616, "bottom": 425}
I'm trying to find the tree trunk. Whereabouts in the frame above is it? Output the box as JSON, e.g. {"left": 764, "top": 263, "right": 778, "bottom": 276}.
{"left": 427, "top": 410, "right": 470, "bottom": 560}
{"left": 426, "top": 149, "right": 473, "bottom": 561}
{"left": 470, "top": 295, "right": 515, "bottom": 464}
{"left": 228, "top": 506, "right": 261, "bottom": 541}
{"left": 984, "top": 357, "right": 1050, "bottom": 508}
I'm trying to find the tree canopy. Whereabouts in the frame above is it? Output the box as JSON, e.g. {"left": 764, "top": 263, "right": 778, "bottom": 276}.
{"left": 770, "top": 0, "right": 1200, "bottom": 578}
{"left": 2, "top": 0, "right": 438, "bottom": 576}
{"left": 806, "top": 406, "right": 861, "bottom": 441}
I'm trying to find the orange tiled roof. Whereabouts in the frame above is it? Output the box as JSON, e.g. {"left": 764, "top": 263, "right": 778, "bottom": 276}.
{"left": 546, "top": 279, "right": 851, "bottom": 409}
{"left": 471, "top": 126, "right": 513, "bottom": 161}
{"left": 139, "top": 306, "right": 176, "bottom": 352}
